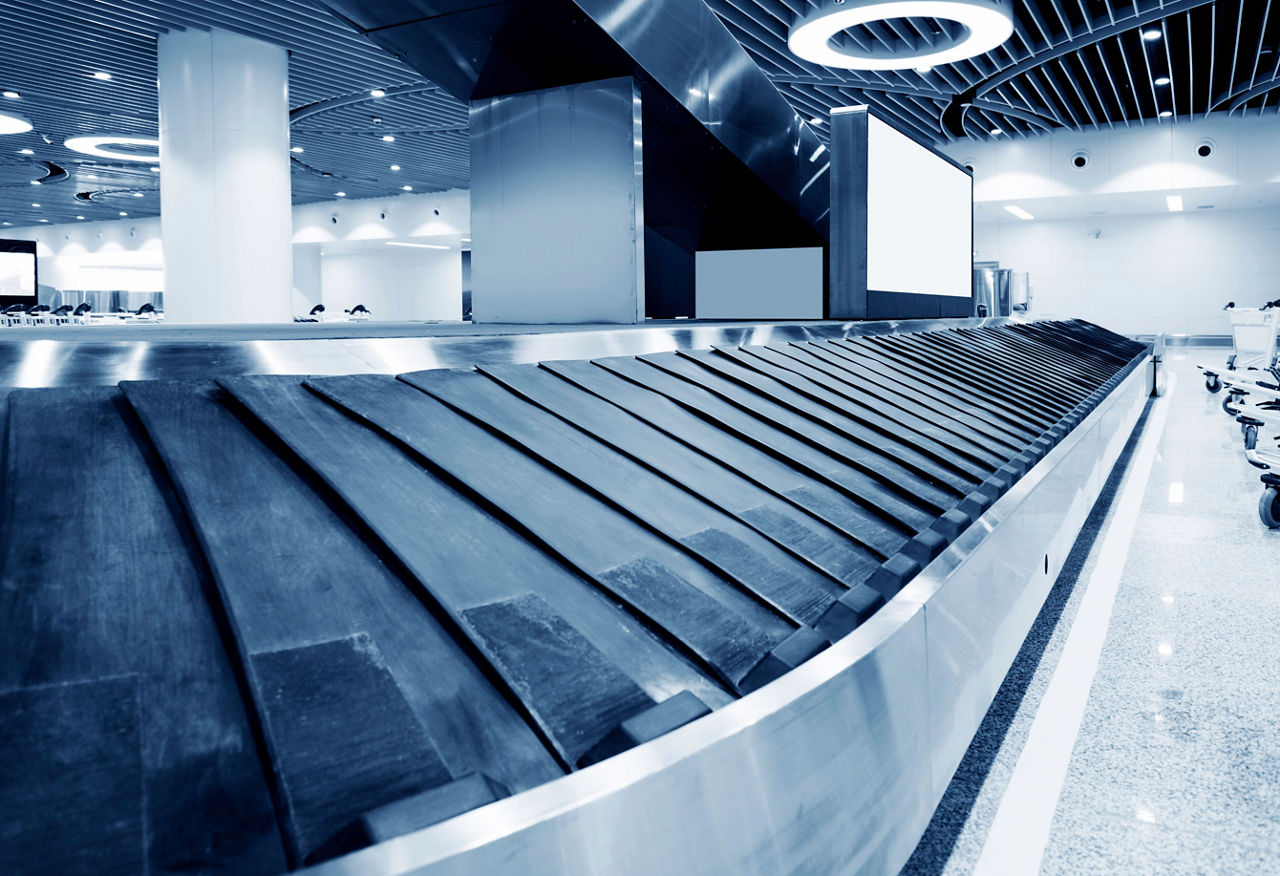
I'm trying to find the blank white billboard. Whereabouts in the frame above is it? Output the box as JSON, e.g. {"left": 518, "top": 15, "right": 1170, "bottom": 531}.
{"left": 866, "top": 115, "right": 972, "bottom": 298}
{"left": 0, "top": 251, "right": 36, "bottom": 297}
{"left": 695, "top": 247, "right": 823, "bottom": 319}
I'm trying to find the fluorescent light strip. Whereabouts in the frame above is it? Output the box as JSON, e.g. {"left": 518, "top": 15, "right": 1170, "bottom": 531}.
{"left": 1004, "top": 205, "right": 1035, "bottom": 221}
{"left": 386, "top": 241, "right": 449, "bottom": 249}
{"left": 1166, "top": 195, "right": 1183, "bottom": 212}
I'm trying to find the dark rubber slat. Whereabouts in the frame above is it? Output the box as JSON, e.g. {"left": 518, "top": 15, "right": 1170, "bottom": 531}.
{"left": 477, "top": 362, "right": 888, "bottom": 574}
{"left": 460, "top": 594, "right": 655, "bottom": 767}
{"left": 639, "top": 351, "right": 978, "bottom": 495}
{"left": 221, "top": 375, "right": 732, "bottom": 742}
{"left": 682, "top": 348, "right": 991, "bottom": 484}
{"left": 710, "top": 345, "right": 1004, "bottom": 474}
{"left": 252, "top": 636, "right": 451, "bottom": 862}
{"left": 122, "top": 379, "right": 554, "bottom": 853}
{"left": 747, "top": 343, "right": 1016, "bottom": 463}
{"left": 0, "top": 386, "right": 285, "bottom": 876}
{"left": 592, "top": 355, "right": 952, "bottom": 522}
{"left": 306, "top": 373, "right": 782, "bottom": 691}
{"left": 402, "top": 368, "right": 848, "bottom": 618}
{"left": 541, "top": 358, "right": 924, "bottom": 544}
{"left": 0, "top": 677, "right": 144, "bottom": 876}
{"left": 798, "top": 339, "right": 1031, "bottom": 448}
{"left": 868, "top": 334, "right": 1062, "bottom": 422}
{"left": 824, "top": 340, "right": 1041, "bottom": 440}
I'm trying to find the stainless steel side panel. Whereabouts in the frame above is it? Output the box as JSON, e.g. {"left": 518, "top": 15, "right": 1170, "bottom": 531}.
{"left": 0, "top": 318, "right": 1011, "bottom": 389}
{"left": 902, "top": 360, "right": 1150, "bottom": 795}
{"left": 470, "top": 77, "right": 645, "bottom": 325}
{"left": 300, "top": 355, "right": 1153, "bottom": 876}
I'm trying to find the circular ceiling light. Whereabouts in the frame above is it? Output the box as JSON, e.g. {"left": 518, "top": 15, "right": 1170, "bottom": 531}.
{"left": 788, "top": 0, "right": 1014, "bottom": 71}
{"left": 64, "top": 135, "right": 160, "bottom": 162}
{"left": 0, "top": 109, "right": 33, "bottom": 135}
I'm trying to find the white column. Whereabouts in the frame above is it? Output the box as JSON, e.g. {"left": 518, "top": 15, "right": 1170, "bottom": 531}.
{"left": 158, "top": 28, "right": 292, "bottom": 324}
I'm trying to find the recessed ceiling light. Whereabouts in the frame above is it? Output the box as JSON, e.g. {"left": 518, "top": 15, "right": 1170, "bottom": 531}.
{"left": 401, "top": 185, "right": 412, "bottom": 191}
{"left": 76, "top": 215, "right": 85, "bottom": 220}
{"left": 335, "top": 191, "right": 346, "bottom": 197}
{"left": 382, "top": 134, "right": 395, "bottom": 142}
{"left": 118, "top": 211, "right": 128, "bottom": 216}
{"left": 809, "top": 117, "right": 822, "bottom": 125}
{"left": 1, "top": 90, "right": 18, "bottom": 99}
{"left": 30, "top": 202, "right": 39, "bottom": 207}
{"left": 390, "top": 164, "right": 400, "bottom": 170}
{"left": 149, "top": 166, "right": 160, "bottom": 172}
{"left": 1004, "top": 205, "right": 1034, "bottom": 220}
{"left": 788, "top": 0, "right": 1014, "bottom": 71}
{"left": 990, "top": 127, "right": 1003, "bottom": 135}
{"left": 1159, "top": 110, "right": 1173, "bottom": 118}
{"left": 93, "top": 71, "right": 113, "bottom": 80}
{"left": 1142, "top": 29, "right": 1162, "bottom": 41}
{"left": 290, "top": 146, "right": 304, "bottom": 153}
{"left": 132, "top": 192, "right": 143, "bottom": 197}
{"left": 1, "top": 221, "right": 10, "bottom": 226}
{"left": 29, "top": 179, "right": 39, "bottom": 185}
{"left": 38, "top": 218, "right": 48, "bottom": 222}
{"left": 0, "top": 109, "right": 33, "bottom": 134}
{"left": 916, "top": 65, "right": 933, "bottom": 73}
{"left": 370, "top": 88, "right": 386, "bottom": 98}
{"left": 64, "top": 135, "right": 159, "bottom": 162}
{"left": 18, "top": 148, "right": 33, "bottom": 155}
{"left": 1166, "top": 194, "right": 1183, "bottom": 212}
{"left": 1154, "top": 76, "right": 1171, "bottom": 86}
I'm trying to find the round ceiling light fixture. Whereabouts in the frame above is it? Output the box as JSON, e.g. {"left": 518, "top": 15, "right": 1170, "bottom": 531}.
{"left": 0, "top": 109, "right": 33, "bottom": 135}
{"left": 788, "top": 0, "right": 1014, "bottom": 71}
{"left": 64, "top": 135, "right": 160, "bottom": 162}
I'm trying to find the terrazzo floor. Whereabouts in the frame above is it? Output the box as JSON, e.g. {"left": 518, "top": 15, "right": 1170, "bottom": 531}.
{"left": 904, "top": 350, "right": 1280, "bottom": 875}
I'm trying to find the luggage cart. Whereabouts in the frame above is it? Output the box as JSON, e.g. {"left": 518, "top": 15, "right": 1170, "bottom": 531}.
{"left": 1244, "top": 447, "right": 1280, "bottom": 528}
{"left": 1201, "top": 300, "right": 1280, "bottom": 393}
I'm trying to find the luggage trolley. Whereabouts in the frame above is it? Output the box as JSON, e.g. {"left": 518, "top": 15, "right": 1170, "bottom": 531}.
{"left": 1201, "top": 300, "right": 1280, "bottom": 393}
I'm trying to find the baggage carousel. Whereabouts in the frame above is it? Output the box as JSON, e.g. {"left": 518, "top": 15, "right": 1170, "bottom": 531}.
{"left": 0, "top": 318, "right": 1151, "bottom": 876}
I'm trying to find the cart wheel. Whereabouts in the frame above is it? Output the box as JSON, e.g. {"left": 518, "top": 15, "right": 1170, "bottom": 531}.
{"left": 1205, "top": 374, "right": 1222, "bottom": 393}
{"left": 1259, "top": 487, "right": 1280, "bottom": 529}
{"left": 1245, "top": 424, "right": 1259, "bottom": 450}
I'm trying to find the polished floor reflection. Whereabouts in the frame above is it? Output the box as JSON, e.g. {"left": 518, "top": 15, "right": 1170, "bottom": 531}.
{"left": 907, "top": 350, "right": 1280, "bottom": 875}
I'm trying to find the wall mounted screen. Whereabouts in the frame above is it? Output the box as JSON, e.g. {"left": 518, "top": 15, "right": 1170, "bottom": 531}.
{"left": 865, "top": 116, "right": 972, "bottom": 299}
{"left": 0, "top": 241, "right": 38, "bottom": 306}
{"left": 695, "top": 247, "right": 823, "bottom": 319}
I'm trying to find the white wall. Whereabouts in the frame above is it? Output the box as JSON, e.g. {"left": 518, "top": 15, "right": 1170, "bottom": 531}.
{"left": 947, "top": 114, "right": 1280, "bottom": 335}
{"left": 6, "top": 189, "right": 470, "bottom": 320}
{"left": 320, "top": 245, "right": 461, "bottom": 321}
{"left": 974, "top": 206, "right": 1280, "bottom": 336}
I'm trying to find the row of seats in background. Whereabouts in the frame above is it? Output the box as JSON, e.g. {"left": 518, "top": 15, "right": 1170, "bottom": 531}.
{"left": 2, "top": 302, "right": 160, "bottom": 327}
{"left": 294, "top": 303, "right": 373, "bottom": 323}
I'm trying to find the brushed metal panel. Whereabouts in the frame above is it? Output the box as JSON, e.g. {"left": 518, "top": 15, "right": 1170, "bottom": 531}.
{"left": 829, "top": 106, "right": 869, "bottom": 320}
{"left": 303, "top": 599, "right": 932, "bottom": 876}
{"left": 470, "top": 77, "right": 644, "bottom": 325}
{"left": 0, "top": 318, "right": 1014, "bottom": 389}
{"left": 901, "top": 358, "right": 1151, "bottom": 798}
